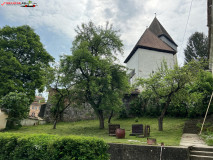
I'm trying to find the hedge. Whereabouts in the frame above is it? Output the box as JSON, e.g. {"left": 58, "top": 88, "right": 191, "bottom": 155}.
{"left": 0, "top": 133, "right": 109, "bottom": 160}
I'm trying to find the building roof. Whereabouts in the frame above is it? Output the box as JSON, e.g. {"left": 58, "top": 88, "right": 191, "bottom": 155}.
{"left": 124, "top": 29, "right": 175, "bottom": 63}
{"left": 149, "top": 17, "right": 177, "bottom": 46}
{"left": 124, "top": 17, "right": 177, "bottom": 63}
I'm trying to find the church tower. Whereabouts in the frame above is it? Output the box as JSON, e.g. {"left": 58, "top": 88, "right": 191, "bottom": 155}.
{"left": 124, "top": 17, "right": 178, "bottom": 84}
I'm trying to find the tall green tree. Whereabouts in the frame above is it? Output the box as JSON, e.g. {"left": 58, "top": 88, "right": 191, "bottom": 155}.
{"left": 0, "top": 92, "right": 30, "bottom": 129}
{"left": 137, "top": 61, "right": 203, "bottom": 131}
{"left": 184, "top": 32, "right": 208, "bottom": 64}
{"left": 187, "top": 70, "right": 213, "bottom": 117}
{"left": 61, "top": 22, "right": 129, "bottom": 129}
{"left": 0, "top": 25, "right": 54, "bottom": 102}
{"left": 0, "top": 50, "right": 23, "bottom": 96}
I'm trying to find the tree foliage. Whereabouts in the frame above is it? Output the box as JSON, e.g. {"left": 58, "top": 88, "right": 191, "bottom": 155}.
{"left": 46, "top": 63, "right": 75, "bottom": 129}
{"left": 137, "top": 61, "right": 204, "bottom": 131}
{"left": 184, "top": 32, "right": 208, "bottom": 64}
{"left": 0, "top": 92, "right": 30, "bottom": 129}
{"left": 61, "top": 22, "right": 129, "bottom": 129}
{"left": 0, "top": 50, "right": 23, "bottom": 96}
{"left": 0, "top": 25, "right": 54, "bottom": 102}
{"left": 187, "top": 70, "right": 213, "bottom": 117}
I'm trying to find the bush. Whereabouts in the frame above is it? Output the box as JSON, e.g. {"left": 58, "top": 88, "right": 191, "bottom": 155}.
{"left": 0, "top": 92, "right": 30, "bottom": 129}
{"left": 201, "top": 132, "right": 213, "bottom": 146}
{"left": 166, "top": 104, "right": 188, "bottom": 117}
{"left": 0, "top": 133, "right": 109, "bottom": 160}
{"left": 129, "top": 98, "right": 143, "bottom": 117}
{"left": 118, "top": 105, "right": 128, "bottom": 119}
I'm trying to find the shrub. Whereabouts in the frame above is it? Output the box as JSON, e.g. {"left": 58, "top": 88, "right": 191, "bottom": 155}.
{"left": 0, "top": 92, "right": 30, "bottom": 129}
{"left": 201, "top": 133, "right": 213, "bottom": 146}
{"left": 118, "top": 105, "right": 128, "bottom": 119}
{"left": 166, "top": 104, "right": 188, "bottom": 117}
{"left": 129, "top": 98, "right": 143, "bottom": 117}
{"left": 0, "top": 133, "right": 109, "bottom": 160}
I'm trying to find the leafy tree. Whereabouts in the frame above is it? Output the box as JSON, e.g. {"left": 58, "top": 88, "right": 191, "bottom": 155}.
{"left": 46, "top": 63, "right": 75, "bottom": 129}
{"left": 184, "top": 32, "right": 208, "bottom": 64}
{"left": 0, "top": 25, "right": 54, "bottom": 102}
{"left": 0, "top": 92, "right": 30, "bottom": 129}
{"left": 0, "top": 50, "right": 23, "bottom": 96}
{"left": 137, "top": 61, "right": 203, "bottom": 131}
{"left": 61, "top": 22, "right": 129, "bottom": 129}
{"left": 187, "top": 70, "right": 213, "bottom": 117}
{"left": 49, "top": 88, "right": 72, "bottom": 129}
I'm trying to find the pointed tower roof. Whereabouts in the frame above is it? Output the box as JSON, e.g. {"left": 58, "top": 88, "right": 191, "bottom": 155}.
{"left": 149, "top": 17, "right": 177, "bottom": 46}
{"left": 124, "top": 28, "right": 175, "bottom": 63}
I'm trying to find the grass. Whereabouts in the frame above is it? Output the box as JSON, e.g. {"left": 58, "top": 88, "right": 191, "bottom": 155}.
{"left": 201, "top": 133, "right": 213, "bottom": 146}
{"left": 6, "top": 117, "right": 186, "bottom": 146}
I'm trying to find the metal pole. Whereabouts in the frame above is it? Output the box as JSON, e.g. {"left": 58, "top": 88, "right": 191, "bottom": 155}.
{"left": 199, "top": 91, "right": 213, "bottom": 135}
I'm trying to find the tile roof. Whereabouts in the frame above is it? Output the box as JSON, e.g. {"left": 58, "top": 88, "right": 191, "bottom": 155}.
{"left": 149, "top": 17, "right": 177, "bottom": 46}
{"left": 124, "top": 17, "right": 177, "bottom": 63}
{"left": 124, "top": 29, "right": 175, "bottom": 63}
{"left": 137, "top": 29, "right": 175, "bottom": 52}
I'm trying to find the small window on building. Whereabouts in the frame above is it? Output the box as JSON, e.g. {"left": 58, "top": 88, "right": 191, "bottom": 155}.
{"left": 35, "top": 107, "right": 37, "bottom": 110}
{"left": 32, "top": 106, "right": 34, "bottom": 109}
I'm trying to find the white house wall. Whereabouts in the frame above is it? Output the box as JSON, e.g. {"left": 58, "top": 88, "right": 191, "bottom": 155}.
{"left": 0, "top": 109, "right": 8, "bottom": 130}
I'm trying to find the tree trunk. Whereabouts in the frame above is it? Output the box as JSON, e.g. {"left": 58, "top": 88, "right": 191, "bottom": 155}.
{"left": 53, "top": 118, "right": 58, "bottom": 129}
{"left": 158, "top": 116, "right": 163, "bottom": 131}
{"left": 158, "top": 98, "right": 171, "bottom": 131}
{"left": 108, "top": 110, "right": 113, "bottom": 124}
{"left": 98, "top": 110, "right": 104, "bottom": 129}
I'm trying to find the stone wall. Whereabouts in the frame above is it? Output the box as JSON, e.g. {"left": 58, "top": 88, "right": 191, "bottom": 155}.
{"left": 41, "top": 88, "right": 96, "bottom": 122}
{"left": 42, "top": 103, "right": 96, "bottom": 122}
{"left": 108, "top": 143, "right": 189, "bottom": 160}
{"left": 61, "top": 104, "right": 95, "bottom": 121}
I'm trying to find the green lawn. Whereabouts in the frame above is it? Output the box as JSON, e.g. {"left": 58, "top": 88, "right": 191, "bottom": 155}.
{"left": 7, "top": 117, "right": 186, "bottom": 146}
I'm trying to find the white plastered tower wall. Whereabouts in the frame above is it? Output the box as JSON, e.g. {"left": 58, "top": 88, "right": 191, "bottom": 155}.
{"left": 138, "top": 49, "right": 176, "bottom": 78}
{"left": 126, "top": 48, "right": 139, "bottom": 84}
{"left": 124, "top": 17, "right": 178, "bottom": 85}
{"left": 126, "top": 48, "right": 177, "bottom": 83}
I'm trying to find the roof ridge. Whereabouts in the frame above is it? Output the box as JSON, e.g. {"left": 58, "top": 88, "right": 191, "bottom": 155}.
{"left": 149, "top": 17, "right": 177, "bottom": 46}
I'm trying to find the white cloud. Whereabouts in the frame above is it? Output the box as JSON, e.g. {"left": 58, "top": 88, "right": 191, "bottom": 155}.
{"left": 0, "top": 0, "right": 208, "bottom": 65}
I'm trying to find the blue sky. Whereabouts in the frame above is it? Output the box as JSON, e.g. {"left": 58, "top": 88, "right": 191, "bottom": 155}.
{"left": 0, "top": 0, "right": 207, "bottom": 65}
